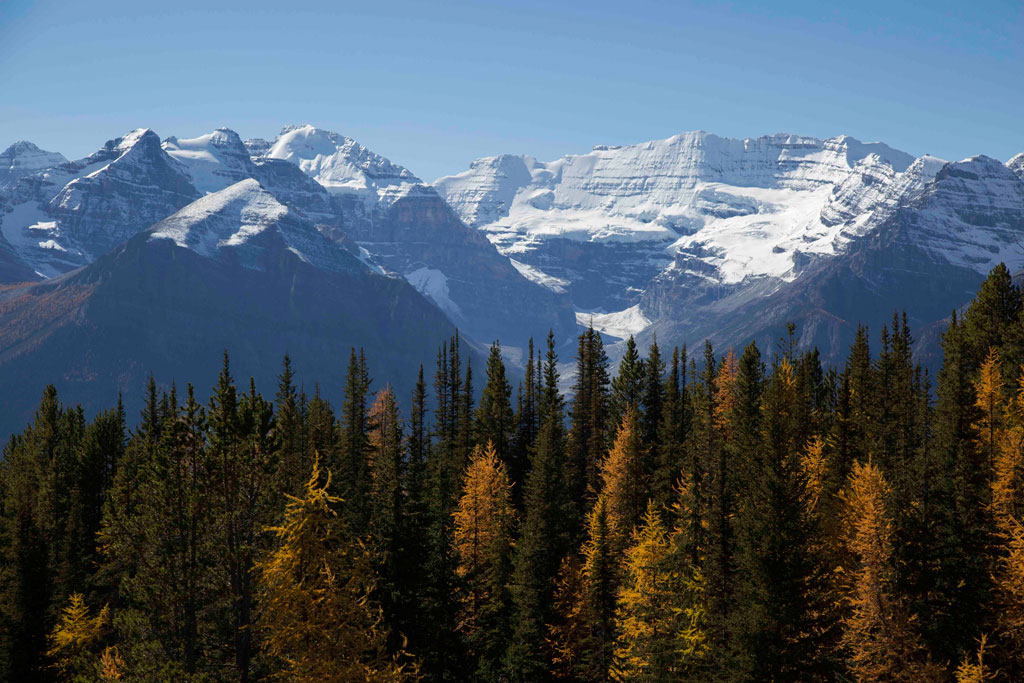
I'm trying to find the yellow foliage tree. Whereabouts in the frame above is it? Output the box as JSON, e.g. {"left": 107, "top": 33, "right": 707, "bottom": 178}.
{"left": 955, "top": 635, "right": 995, "bottom": 683}
{"left": 841, "top": 460, "right": 940, "bottom": 682}
{"left": 452, "top": 440, "right": 515, "bottom": 676}
{"left": 256, "top": 456, "right": 411, "bottom": 682}
{"left": 600, "top": 407, "right": 647, "bottom": 550}
{"left": 47, "top": 593, "right": 109, "bottom": 677}
{"left": 713, "top": 349, "right": 739, "bottom": 439}
{"left": 975, "top": 347, "right": 1006, "bottom": 470}
{"left": 801, "top": 435, "right": 828, "bottom": 515}
{"left": 611, "top": 501, "right": 706, "bottom": 681}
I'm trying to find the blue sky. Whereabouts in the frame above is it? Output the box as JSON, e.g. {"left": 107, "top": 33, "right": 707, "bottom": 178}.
{"left": 1, "top": 0, "right": 1021, "bottom": 180}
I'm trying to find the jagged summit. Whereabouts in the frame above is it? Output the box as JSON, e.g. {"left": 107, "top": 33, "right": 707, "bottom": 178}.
{"left": 1006, "top": 152, "right": 1024, "bottom": 182}
{"left": 163, "top": 127, "right": 257, "bottom": 194}
{"left": 0, "top": 140, "right": 67, "bottom": 188}
{"left": 263, "top": 124, "right": 426, "bottom": 208}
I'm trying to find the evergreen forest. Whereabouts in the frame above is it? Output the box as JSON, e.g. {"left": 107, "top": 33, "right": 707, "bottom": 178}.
{"left": 6, "top": 264, "right": 1024, "bottom": 682}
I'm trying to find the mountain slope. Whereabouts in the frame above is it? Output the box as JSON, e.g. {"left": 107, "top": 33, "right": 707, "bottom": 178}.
{"left": 0, "top": 179, "right": 462, "bottom": 434}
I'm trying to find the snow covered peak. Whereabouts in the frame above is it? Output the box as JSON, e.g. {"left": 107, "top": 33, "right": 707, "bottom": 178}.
{"left": 148, "top": 178, "right": 356, "bottom": 273}
{"left": 266, "top": 124, "right": 425, "bottom": 207}
{"left": 1005, "top": 153, "right": 1024, "bottom": 183}
{"left": 0, "top": 141, "right": 67, "bottom": 187}
{"left": 150, "top": 178, "right": 286, "bottom": 253}
{"left": 163, "top": 127, "right": 257, "bottom": 194}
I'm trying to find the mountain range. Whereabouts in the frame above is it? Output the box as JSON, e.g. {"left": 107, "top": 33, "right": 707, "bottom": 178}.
{"left": 1, "top": 126, "right": 1023, "bottom": 432}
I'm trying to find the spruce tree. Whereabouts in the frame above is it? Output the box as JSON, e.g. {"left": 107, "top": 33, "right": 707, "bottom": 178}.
{"left": 611, "top": 335, "right": 646, "bottom": 428}
{"left": 476, "top": 342, "right": 516, "bottom": 480}
{"left": 509, "top": 338, "right": 571, "bottom": 680}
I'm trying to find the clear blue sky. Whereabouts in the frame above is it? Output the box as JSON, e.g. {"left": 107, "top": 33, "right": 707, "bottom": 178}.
{"left": 1, "top": 0, "right": 1021, "bottom": 181}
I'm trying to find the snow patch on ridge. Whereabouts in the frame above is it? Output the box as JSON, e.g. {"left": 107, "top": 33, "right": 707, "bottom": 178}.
{"left": 510, "top": 258, "right": 570, "bottom": 293}
{"left": 576, "top": 305, "right": 651, "bottom": 340}
{"left": 404, "top": 266, "right": 462, "bottom": 319}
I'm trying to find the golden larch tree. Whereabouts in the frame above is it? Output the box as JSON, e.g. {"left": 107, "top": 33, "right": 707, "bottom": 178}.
{"left": 452, "top": 440, "right": 515, "bottom": 676}
{"left": 841, "top": 460, "right": 940, "bottom": 682}
{"left": 600, "top": 407, "right": 647, "bottom": 550}
{"left": 713, "top": 348, "right": 739, "bottom": 439}
{"left": 256, "top": 456, "right": 411, "bottom": 682}
{"left": 47, "top": 593, "right": 108, "bottom": 678}
{"left": 612, "top": 501, "right": 706, "bottom": 681}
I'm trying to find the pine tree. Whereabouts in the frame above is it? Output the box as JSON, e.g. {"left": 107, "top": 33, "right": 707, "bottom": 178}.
{"left": 550, "top": 495, "right": 620, "bottom": 681}
{"left": 926, "top": 310, "right": 995, "bottom": 658}
{"left": 568, "top": 326, "right": 611, "bottom": 520}
{"left": 274, "top": 354, "right": 307, "bottom": 497}
{"left": 453, "top": 442, "right": 516, "bottom": 678}
{"left": 256, "top": 457, "right": 410, "bottom": 681}
{"left": 641, "top": 337, "right": 665, "bottom": 450}
{"left": 207, "top": 358, "right": 277, "bottom": 681}
{"left": 338, "top": 348, "right": 372, "bottom": 532}
{"left": 104, "top": 384, "right": 221, "bottom": 678}
{"left": 841, "top": 460, "right": 940, "bottom": 682}
{"left": 367, "top": 385, "right": 409, "bottom": 655}
{"left": 731, "top": 358, "right": 834, "bottom": 681}
{"left": 653, "top": 345, "right": 690, "bottom": 510}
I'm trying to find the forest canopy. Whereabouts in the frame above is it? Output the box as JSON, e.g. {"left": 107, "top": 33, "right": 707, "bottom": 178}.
{"left": 3, "top": 264, "right": 1024, "bottom": 681}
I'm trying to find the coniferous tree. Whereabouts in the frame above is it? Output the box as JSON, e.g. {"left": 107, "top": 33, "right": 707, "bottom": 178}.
{"left": 612, "top": 501, "right": 707, "bottom": 681}
{"left": 509, "top": 337, "right": 571, "bottom": 680}
{"left": 339, "top": 348, "right": 372, "bottom": 532}
{"left": 732, "top": 358, "right": 833, "bottom": 681}
{"left": 653, "top": 345, "right": 689, "bottom": 510}
{"left": 600, "top": 408, "right": 648, "bottom": 549}
{"left": 256, "top": 457, "right": 410, "bottom": 681}
{"left": 207, "top": 357, "right": 277, "bottom": 681}
{"left": 640, "top": 337, "right": 665, "bottom": 450}
{"left": 476, "top": 342, "right": 516, "bottom": 480}
{"left": 367, "top": 385, "right": 407, "bottom": 654}
{"left": 611, "top": 335, "right": 646, "bottom": 429}
{"left": 568, "top": 326, "right": 611, "bottom": 520}
{"left": 841, "top": 460, "right": 940, "bottom": 682}
{"left": 453, "top": 442, "right": 516, "bottom": 679}
{"left": 274, "top": 354, "right": 307, "bottom": 497}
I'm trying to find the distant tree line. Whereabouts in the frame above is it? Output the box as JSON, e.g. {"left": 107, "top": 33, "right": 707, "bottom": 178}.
{"left": 3, "top": 264, "right": 1024, "bottom": 681}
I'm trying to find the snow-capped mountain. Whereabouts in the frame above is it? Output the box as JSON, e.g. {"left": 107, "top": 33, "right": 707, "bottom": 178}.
{"left": 250, "top": 124, "right": 576, "bottom": 344}
{"left": 163, "top": 128, "right": 258, "bottom": 195}
{"left": 0, "top": 174, "right": 465, "bottom": 434}
{"left": 1, "top": 129, "right": 197, "bottom": 278}
{"left": 0, "top": 141, "right": 67, "bottom": 188}
{"left": 438, "top": 132, "right": 1024, "bottom": 361}
{"left": 0, "top": 125, "right": 574, "bottom": 348}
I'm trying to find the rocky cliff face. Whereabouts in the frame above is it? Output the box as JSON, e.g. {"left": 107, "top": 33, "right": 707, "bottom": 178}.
{"left": 436, "top": 132, "right": 916, "bottom": 318}
{"left": 641, "top": 153, "right": 1024, "bottom": 363}
{"left": 163, "top": 128, "right": 259, "bottom": 194}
